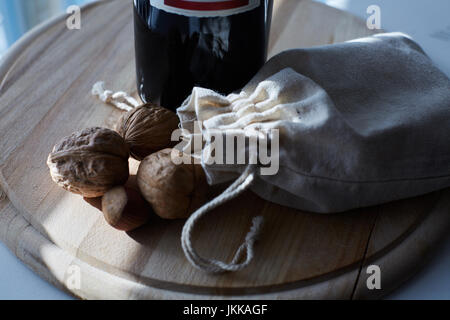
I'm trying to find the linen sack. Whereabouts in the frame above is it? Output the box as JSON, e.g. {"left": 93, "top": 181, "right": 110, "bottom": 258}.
{"left": 177, "top": 32, "right": 450, "bottom": 273}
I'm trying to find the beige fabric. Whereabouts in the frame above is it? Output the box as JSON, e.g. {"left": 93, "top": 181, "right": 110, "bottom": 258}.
{"left": 178, "top": 32, "right": 450, "bottom": 213}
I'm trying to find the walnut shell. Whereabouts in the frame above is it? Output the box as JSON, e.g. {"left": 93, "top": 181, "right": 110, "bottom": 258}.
{"left": 137, "top": 149, "right": 207, "bottom": 219}
{"left": 47, "top": 127, "right": 130, "bottom": 198}
{"left": 116, "top": 104, "right": 180, "bottom": 161}
{"left": 101, "top": 186, "right": 152, "bottom": 231}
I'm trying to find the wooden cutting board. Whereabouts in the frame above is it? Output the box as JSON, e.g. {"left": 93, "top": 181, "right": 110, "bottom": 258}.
{"left": 0, "top": 0, "right": 449, "bottom": 300}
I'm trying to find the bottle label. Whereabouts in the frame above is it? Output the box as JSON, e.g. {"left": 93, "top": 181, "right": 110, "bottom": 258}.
{"left": 150, "top": 0, "right": 261, "bottom": 17}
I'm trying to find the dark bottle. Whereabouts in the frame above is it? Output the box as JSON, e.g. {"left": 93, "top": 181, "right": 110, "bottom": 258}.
{"left": 134, "top": 0, "right": 273, "bottom": 111}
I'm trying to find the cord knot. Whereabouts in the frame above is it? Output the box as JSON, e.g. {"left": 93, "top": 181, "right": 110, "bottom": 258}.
{"left": 92, "top": 82, "right": 140, "bottom": 112}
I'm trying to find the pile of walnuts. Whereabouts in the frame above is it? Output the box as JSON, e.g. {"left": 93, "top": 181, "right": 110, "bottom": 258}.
{"left": 47, "top": 103, "right": 207, "bottom": 231}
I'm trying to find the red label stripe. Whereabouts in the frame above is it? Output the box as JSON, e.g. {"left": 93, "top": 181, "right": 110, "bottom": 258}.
{"left": 164, "top": 0, "right": 250, "bottom": 11}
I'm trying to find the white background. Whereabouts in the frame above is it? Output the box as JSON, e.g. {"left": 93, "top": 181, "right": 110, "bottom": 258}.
{"left": 0, "top": 0, "right": 449, "bottom": 299}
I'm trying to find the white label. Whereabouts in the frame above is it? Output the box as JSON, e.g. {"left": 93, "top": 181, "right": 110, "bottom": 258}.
{"left": 150, "top": 0, "right": 261, "bottom": 17}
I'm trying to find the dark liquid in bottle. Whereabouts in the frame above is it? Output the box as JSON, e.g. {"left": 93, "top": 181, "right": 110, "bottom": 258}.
{"left": 134, "top": 0, "right": 273, "bottom": 110}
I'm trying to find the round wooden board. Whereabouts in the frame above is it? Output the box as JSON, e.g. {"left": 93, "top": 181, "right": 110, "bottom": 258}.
{"left": 0, "top": 0, "right": 449, "bottom": 300}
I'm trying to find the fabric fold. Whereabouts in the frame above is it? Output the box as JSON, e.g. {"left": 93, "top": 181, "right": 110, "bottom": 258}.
{"left": 177, "top": 32, "right": 450, "bottom": 213}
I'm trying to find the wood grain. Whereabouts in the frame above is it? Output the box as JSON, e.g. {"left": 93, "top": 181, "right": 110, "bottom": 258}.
{"left": 0, "top": 0, "right": 448, "bottom": 299}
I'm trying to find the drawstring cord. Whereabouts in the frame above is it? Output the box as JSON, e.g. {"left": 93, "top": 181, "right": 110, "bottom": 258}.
{"left": 181, "top": 165, "right": 263, "bottom": 273}
{"left": 91, "top": 82, "right": 140, "bottom": 112}
{"left": 92, "top": 82, "right": 264, "bottom": 273}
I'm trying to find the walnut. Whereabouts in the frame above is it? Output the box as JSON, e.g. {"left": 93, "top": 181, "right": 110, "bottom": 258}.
{"left": 115, "top": 104, "right": 180, "bottom": 161}
{"left": 101, "top": 185, "right": 152, "bottom": 231}
{"left": 47, "top": 127, "right": 130, "bottom": 198}
{"left": 137, "top": 149, "right": 207, "bottom": 219}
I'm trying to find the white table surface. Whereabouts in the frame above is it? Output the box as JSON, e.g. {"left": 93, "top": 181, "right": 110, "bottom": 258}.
{"left": 0, "top": 0, "right": 449, "bottom": 300}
